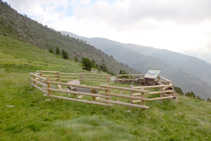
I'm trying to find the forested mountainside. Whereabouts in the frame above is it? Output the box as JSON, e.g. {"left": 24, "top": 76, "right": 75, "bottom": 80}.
{"left": 0, "top": 0, "right": 134, "bottom": 74}
{"left": 62, "top": 31, "right": 211, "bottom": 100}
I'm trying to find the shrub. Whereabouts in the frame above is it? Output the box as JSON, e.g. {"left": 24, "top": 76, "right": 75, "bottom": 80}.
{"left": 81, "top": 57, "right": 92, "bottom": 71}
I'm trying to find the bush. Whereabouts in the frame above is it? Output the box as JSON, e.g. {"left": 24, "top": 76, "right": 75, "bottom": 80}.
{"left": 81, "top": 57, "right": 92, "bottom": 71}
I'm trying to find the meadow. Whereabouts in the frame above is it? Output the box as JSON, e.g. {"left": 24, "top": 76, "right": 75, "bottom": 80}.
{"left": 0, "top": 35, "right": 211, "bottom": 140}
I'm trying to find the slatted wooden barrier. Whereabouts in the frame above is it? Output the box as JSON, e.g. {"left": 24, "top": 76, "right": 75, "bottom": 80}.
{"left": 39, "top": 70, "right": 110, "bottom": 83}
{"left": 30, "top": 71, "right": 176, "bottom": 111}
{"left": 115, "top": 74, "right": 144, "bottom": 83}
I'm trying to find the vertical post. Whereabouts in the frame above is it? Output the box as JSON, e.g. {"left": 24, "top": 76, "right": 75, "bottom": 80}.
{"left": 57, "top": 71, "right": 61, "bottom": 81}
{"left": 104, "top": 87, "right": 110, "bottom": 106}
{"left": 160, "top": 87, "right": 164, "bottom": 104}
{"left": 141, "top": 89, "right": 146, "bottom": 111}
{"left": 32, "top": 75, "right": 37, "bottom": 85}
{"left": 46, "top": 77, "right": 52, "bottom": 95}
{"left": 107, "top": 75, "right": 110, "bottom": 84}
{"left": 39, "top": 70, "right": 43, "bottom": 77}
{"left": 80, "top": 73, "right": 84, "bottom": 82}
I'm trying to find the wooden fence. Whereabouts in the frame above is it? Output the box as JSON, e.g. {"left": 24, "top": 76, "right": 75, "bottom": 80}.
{"left": 115, "top": 74, "right": 144, "bottom": 83}
{"left": 39, "top": 70, "right": 110, "bottom": 83}
{"left": 30, "top": 71, "right": 176, "bottom": 111}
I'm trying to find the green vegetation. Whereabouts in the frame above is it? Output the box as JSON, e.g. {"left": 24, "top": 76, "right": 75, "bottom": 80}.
{"left": 62, "top": 50, "right": 69, "bottom": 59}
{"left": 81, "top": 57, "right": 92, "bottom": 71}
{"left": 0, "top": 35, "right": 211, "bottom": 140}
{"left": 49, "top": 48, "right": 54, "bottom": 53}
{"left": 55, "top": 47, "right": 60, "bottom": 55}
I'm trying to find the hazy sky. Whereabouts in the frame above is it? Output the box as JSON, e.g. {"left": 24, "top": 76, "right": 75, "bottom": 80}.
{"left": 4, "top": 0, "right": 211, "bottom": 64}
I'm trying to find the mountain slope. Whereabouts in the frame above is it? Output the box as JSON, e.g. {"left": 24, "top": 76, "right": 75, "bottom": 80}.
{"left": 62, "top": 32, "right": 211, "bottom": 100}
{"left": 0, "top": 1, "right": 134, "bottom": 74}
{"left": 1, "top": 35, "right": 211, "bottom": 140}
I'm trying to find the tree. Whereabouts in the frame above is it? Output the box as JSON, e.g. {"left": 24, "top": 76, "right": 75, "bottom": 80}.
{"left": 62, "top": 50, "right": 69, "bottom": 59}
{"left": 185, "top": 91, "right": 196, "bottom": 98}
{"left": 49, "top": 48, "right": 54, "bottom": 53}
{"left": 56, "top": 47, "right": 60, "bottom": 55}
{"left": 81, "top": 58, "right": 92, "bottom": 71}
{"left": 174, "top": 87, "right": 184, "bottom": 95}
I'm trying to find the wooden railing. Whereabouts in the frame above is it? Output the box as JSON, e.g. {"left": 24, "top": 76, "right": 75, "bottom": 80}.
{"left": 115, "top": 74, "right": 144, "bottom": 83}
{"left": 39, "top": 70, "right": 110, "bottom": 83}
{"left": 30, "top": 72, "right": 112, "bottom": 106}
{"left": 30, "top": 71, "right": 176, "bottom": 111}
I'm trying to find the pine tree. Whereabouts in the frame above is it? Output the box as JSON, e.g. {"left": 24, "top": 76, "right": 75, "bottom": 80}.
{"left": 81, "top": 58, "right": 92, "bottom": 71}
{"left": 56, "top": 47, "right": 60, "bottom": 55}
{"left": 62, "top": 50, "right": 69, "bottom": 59}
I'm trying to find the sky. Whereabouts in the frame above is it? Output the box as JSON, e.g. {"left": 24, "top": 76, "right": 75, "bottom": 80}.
{"left": 3, "top": 0, "right": 211, "bottom": 64}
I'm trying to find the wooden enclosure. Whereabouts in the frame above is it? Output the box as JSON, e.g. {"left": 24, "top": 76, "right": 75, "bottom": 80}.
{"left": 30, "top": 70, "right": 176, "bottom": 111}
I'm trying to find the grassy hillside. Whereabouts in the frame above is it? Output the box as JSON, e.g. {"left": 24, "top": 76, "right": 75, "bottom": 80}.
{"left": 1, "top": 35, "right": 211, "bottom": 140}
{"left": 0, "top": 0, "right": 134, "bottom": 74}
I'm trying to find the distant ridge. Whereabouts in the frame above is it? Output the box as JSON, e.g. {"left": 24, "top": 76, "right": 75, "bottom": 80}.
{"left": 62, "top": 31, "right": 211, "bottom": 100}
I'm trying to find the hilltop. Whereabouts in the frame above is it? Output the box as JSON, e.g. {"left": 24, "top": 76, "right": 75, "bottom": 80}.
{"left": 0, "top": 0, "right": 134, "bottom": 74}
{"left": 0, "top": 35, "right": 211, "bottom": 140}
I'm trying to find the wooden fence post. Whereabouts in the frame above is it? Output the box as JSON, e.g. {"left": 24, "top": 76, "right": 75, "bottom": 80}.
{"left": 141, "top": 89, "right": 146, "bottom": 111}
{"left": 46, "top": 77, "right": 52, "bottom": 95}
{"left": 32, "top": 75, "right": 37, "bottom": 85}
{"left": 39, "top": 70, "right": 43, "bottom": 77}
{"left": 104, "top": 87, "right": 110, "bottom": 106}
{"left": 107, "top": 75, "right": 110, "bottom": 84}
{"left": 80, "top": 73, "right": 84, "bottom": 82}
{"left": 57, "top": 71, "right": 61, "bottom": 81}
{"left": 130, "top": 89, "right": 134, "bottom": 111}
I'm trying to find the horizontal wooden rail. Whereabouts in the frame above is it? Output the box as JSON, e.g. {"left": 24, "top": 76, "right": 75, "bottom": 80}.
{"left": 147, "top": 96, "right": 173, "bottom": 101}
{"left": 31, "top": 83, "right": 49, "bottom": 94}
{"left": 148, "top": 90, "right": 174, "bottom": 95}
{"left": 82, "top": 73, "right": 109, "bottom": 76}
{"left": 82, "top": 79, "right": 108, "bottom": 82}
{"left": 60, "top": 76, "right": 80, "bottom": 78}
{"left": 116, "top": 79, "right": 138, "bottom": 81}
{"left": 30, "top": 78, "right": 47, "bottom": 87}
{"left": 44, "top": 94, "right": 112, "bottom": 106}
{"left": 42, "top": 75, "right": 58, "bottom": 77}
{"left": 100, "top": 84, "right": 148, "bottom": 93}
{"left": 47, "top": 81, "right": 110, "bottom": 91}
{"left": 99, "top": 99, "right": 149, "bottom": 109}
{"left": 82, "top": 76, "right": 108, "bottom": 79}
{"left": 30, "top": 73, "right": 47, "bottom": 81}
{"left": 60, "top": 73, "right": 80, "bottom": 75}
{"left": 41, "top": 71, "right": 58, "bottom": 73}
{"left": 116, "top": 74, "right": 144, "bottom": 77}
{"left": 43, "top": 88, "right": 111, "bottom": 98}
{"left": 160, "top": 76, "right": 171, "bottom": 82}
{"left": 100, "top": 92, "right": 148, "bottom": 100}
{"left": 132, "top": 84, "right": 173, "bottom": 89}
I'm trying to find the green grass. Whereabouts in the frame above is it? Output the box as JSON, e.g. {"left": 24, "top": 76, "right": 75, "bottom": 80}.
{"left": 0, "top": 35, "right": 211, "bottom": 140}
